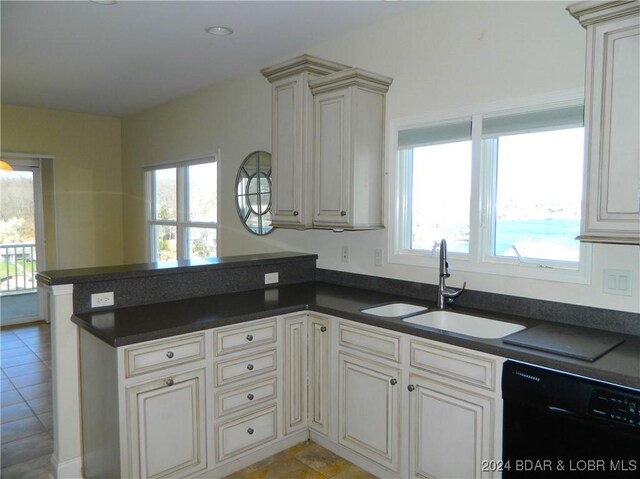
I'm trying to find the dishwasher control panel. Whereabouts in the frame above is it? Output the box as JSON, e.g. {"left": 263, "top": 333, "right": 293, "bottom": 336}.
{"left": 590, "top": 389, "right": 639, "bottom": 428}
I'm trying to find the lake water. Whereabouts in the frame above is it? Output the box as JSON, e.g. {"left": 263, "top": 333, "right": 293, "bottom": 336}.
{"left": 495, "top": 219, "right": 580, "bottom": 260}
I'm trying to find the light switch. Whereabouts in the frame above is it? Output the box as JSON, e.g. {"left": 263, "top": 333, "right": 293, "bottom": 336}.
{"left": 603, "top": 269, "right": 633, "bottom": 296}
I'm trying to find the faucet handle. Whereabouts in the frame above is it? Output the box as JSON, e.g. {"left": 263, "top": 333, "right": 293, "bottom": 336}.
{"left": 442, "top": 281, "right": 466, "bottom": 298}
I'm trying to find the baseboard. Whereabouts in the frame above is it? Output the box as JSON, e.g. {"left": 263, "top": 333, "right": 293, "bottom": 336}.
{"left": 50, "top": 454, "right": 83, "bottom": 479}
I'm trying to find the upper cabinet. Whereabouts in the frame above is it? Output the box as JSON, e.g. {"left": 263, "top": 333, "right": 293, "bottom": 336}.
{"left": 569, "top": 1, "right": 640, "bottom": 244}
{"left": 262, "top": 56, "right": 392, "bottom": 230}
{"left": 261, "top": 55, "right": 349, "bottom": 228}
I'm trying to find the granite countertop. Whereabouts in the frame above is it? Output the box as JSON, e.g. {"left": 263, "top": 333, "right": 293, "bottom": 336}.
{"left": 72, "top": 281, "right": 640, "bottom": 389}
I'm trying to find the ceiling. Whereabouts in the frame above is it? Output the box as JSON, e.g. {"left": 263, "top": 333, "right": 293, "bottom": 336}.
{"left": 1, "top": 1, "right": 424, "bottom": 118}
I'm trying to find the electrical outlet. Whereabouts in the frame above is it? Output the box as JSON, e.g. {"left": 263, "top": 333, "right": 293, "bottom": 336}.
{"left": 91, "top": 292, "right": 114, "bottom": 308}
{"left": 264, "top": 272, "right": 279, "bottom": 285}
{"left": 341, "top": 246, "right": 349, "bottom": 263}
{"left": 374, "top": 248, "right": 383, "bottom": 267}
{"left": 603, "top": 270, "right": 633, "bottom": 296}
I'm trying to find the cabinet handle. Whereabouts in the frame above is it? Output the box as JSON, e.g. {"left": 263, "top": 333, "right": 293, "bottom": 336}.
{"left": 247, "top": 393, "right": 255, "bottom": 401}
{"left": 407, "top": 385, "right": 415, "bottom": 392}
{"left": 246, "top": 334, "right": 253, "bottom": 342}
{"left": 293, "top": 211, "right": 299, "bottom": 216}
{"left": 340, "top": 210, "right": 347, "bottom": 216}
{"left": 165, "top": 378, "right": 174, "bottom": 387}
{"left": 320, "top": 326, "right": 327, "bottom": 333}
{"left": 390, "top": 378, "right": 398, "bottom": 386}
{"left": 247, "top": 364, "right": 254, "bottom": 371}
{"left": 166, "top": 351, "right": 174, "bottom": 359}
{"left": 247, "top": 428, "right": 254, "bottom": 435}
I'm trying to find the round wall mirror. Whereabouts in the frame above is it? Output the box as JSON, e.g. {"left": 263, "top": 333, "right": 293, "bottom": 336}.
{"left": 235, "top": 151, "right": 273, "bottom": 235}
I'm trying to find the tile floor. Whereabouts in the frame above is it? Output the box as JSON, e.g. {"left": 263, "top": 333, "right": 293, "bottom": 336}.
{"left": 224, "top": 440, "right": 377, "bottom": 479}
{"left": 1, "top": 321, "right": 53, "bottom": 479}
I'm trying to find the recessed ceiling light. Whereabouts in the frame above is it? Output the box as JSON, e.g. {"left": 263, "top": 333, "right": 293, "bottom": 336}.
{"left": 205, "top": 26, "right": 234, "bottom": 36}
{"left": 90, "top": 0, "right": 118, "bottom": 4}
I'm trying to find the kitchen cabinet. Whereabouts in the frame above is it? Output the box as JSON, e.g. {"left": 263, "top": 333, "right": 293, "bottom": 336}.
{"left": 283, "top": 314, "right": 308, "bottom": 435}
{"left": 569, "top": 1, "right": 640, "bottom": 244}
{"left": 261, "top": 55, "right": 348, "bottom": 228}
{"left": 309, "top": 69, "right": 393, "bottom": 229}
{"left": 308, "top": 314, "right": 330, "bottom": 435}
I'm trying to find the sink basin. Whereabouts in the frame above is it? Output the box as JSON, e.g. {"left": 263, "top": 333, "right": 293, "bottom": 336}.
{"left": 361, "top": 302, "right": 427, "bottom": 318}
{"left": 403, "top": 310, "right": 526, "bottom": 339}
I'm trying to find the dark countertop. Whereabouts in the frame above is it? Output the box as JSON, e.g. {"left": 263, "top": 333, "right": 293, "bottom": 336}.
{"left": 72, "top": 281, "right": 640, "bottom": 389}
{"left": 36, "top": 251, "right": 317, "bottom": 285}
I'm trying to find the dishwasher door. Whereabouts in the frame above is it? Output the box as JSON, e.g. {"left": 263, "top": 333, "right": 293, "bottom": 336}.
{"left": 502, "top": 360, "right": 639, "bottom": 478}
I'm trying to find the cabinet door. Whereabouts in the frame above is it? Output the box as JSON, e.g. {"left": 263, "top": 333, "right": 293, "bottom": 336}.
{"left": 314, "top": 89, "right": 352, "bottom": 226}
{"left": 409, "top": 374, "right": 495, "bottom": 479}
{"left": 126, "top": 368, "right": 207, "bottom": 479}
{"left": 338, "top": 352, "right": 401, "bottom": 472}
{"left": 283, "top": 315, "right": 308, "bottom": 435}
{"left": 308, "top": 315, "right": 330, "bottom": 435}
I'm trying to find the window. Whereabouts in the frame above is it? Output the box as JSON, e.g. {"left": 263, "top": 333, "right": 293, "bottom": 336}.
{"left": 393, "top": 102, "right": 589, "bottom": 281}
{"left": 146, "top": 158, "right": 217, "bottom": 262}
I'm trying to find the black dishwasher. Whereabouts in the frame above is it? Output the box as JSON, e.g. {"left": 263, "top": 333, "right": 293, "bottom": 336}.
{"left": 502, "top": 360, "right": 640, "bottom": 477}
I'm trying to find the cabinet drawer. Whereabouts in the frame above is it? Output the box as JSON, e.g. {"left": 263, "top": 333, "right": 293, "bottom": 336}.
{"left": 216, "top": 406, "right": 277, "bottom": 462}
{"left": 215, "top": 349, "right": 277, "bottom": 387}
{"left": 410, "top": 340, "right": 496, "bottom": 391}
{"left": 125, "top": 333, "right": 206, "bottom": 378}
{"left": 339, "top": 322, "right": 400, "bottom": 362}
{"left": 214, "top": 320, "right": 277, "bottom": 356}
{"left": 215, "top": 377, "right": 277, "bottom": 419}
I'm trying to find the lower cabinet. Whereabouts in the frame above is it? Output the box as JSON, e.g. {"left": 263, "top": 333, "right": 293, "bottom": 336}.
{"left": 283, "top": 315, "right": 308, "bottom": 435}
{"left": 308, "top": 314, "right": 330, "bottom": 435}
{"left": 126, "top": 369, "right": 207, "bottom": 479}
{"left": 409, "top": 374, "right": 495, "bottom": 479}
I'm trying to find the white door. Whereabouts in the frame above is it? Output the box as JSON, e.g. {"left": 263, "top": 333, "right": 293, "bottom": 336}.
{"left": 409, "top": 374, "right": 495, "bottom": 479}
{"left": 126, "top": 368, "right": 207, "bottom": 479}
{"left": 308, "top": 315, "right": 330, "bottom": 435}
{"left": 338, "top": 352, "right": 401, "bottom": 472}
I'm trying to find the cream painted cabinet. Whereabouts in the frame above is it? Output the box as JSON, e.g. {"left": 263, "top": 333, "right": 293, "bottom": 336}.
{"left": 261, "top": 55, "right": 348, "bottom": 228}
{"left": 126, "top": 369, "right": 207, "bottom": 479}
{"left": 283, "top": 314, "right": 308, "bottom": 435}
{"left": 309, "top": 69, "right": 393, "bottom": 229}
{"left": 569, "top": 1, "right": 640, "bottom": 244}
{"left": 308, "top": 314, "right": 330, "bottom": 435}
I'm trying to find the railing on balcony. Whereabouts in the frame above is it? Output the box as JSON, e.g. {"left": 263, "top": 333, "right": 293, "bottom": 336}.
{"left": 0, "top": 243, "right": 37, "bottom": 294}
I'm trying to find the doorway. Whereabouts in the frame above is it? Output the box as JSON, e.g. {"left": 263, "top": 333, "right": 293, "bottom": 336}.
{"left": 1, "top": 156, "right": 47, "bottom": 326}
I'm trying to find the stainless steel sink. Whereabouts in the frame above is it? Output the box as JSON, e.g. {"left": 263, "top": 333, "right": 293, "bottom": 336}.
{"left": 402, "top": 310, "right": 526, "bottom": 339}
{"left": 361, "top": 302, "right": 427, "bottom": 318}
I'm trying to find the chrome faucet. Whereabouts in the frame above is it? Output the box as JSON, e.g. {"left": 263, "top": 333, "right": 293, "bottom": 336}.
{"left": 437, "top": 239, "right": 466, "bottom": 309}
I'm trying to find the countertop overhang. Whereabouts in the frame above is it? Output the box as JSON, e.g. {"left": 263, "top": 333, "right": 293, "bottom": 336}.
{"left": 72, "top": 281, "right": 640, "bottom": 389}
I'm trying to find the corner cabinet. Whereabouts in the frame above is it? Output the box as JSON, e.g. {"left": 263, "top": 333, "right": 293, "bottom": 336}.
{"left": 569, "top": 1, "right": 640, "bottom": 244}
{"left": 309, "top": 69, "right": 393, "bottom": 229}
{"left": 261, "top": 55, "right": 349, "bottom": 228}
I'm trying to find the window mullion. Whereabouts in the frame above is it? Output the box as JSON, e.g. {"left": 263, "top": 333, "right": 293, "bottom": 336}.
{"left": 468, "top": 113, "right": 483, "bottom": 266}
{"left": 177, "top": 166, "right": 188, "bottom": 260}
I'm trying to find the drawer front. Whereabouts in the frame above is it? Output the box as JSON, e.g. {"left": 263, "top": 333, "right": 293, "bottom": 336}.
{"left": 339, "top": 322, "right": 401, "bottom": 362}
{"left": 125, "top": 334, "right": 206, "bottom": 378}
{"left": 215, "top": 377, "right": 278, "bottom": 419}
{"left": 214, "top": 320, "right": 277, "bottom": 356}
{"left": 215, "top": 349, "right": 277, "bottom": 387}
{"left": 216, "top": 406, "right": 277, "bottom": 462}
{"left": 410, "top": 340, "right": 496, "bottom": 390}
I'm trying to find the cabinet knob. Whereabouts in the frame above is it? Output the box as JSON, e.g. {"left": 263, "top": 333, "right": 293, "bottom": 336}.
{"left": 247, "top": 364, "right": 254, "bottom": 371}
{"left": 340, "top": 210, "right": 347, "bottom": 216}
{"left": 320, "top": 326, "right": 327, "bottom": 333}
{"left": 247, "top": 428, "right": 254, "bottom": 435}
{"left": 166, "top": 351, "right": 174, "bottom": 359}
{"left": 247, "top": 393, "right": 255, "bottom": 401}
{"left": 390, "top": 378, "right": 398, "bottom": 386}
{"left": 246, "top": 334, "right": 253, "bottom": 342}
{"left": 165, "top": 378, "right": 174, "bottom": 387}
{"left": 293, "top": 211, "right": 299, "bottom": 216}
{"left": 407, "top": 385, "right": 415, "bottom": 392}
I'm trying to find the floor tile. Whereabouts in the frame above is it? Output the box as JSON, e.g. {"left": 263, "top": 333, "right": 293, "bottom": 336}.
{"left": 0, "top": 432, "right": 53, "bottom": 468}
{"left": 2, "top": 361, "right": 49, "bottom": 379}
{"left": 9, "top": 370, "right": 51, "bottom": 388}
{"left": 0, "top": 453, "right": 52, "bottom": 479}
{"left": 331, "top": 464, "right": 378, "bottom": 479}
{"left": 1, "top": 415, "right": 46, "bottom": 444}
{"left": 1, "top": 378, "right": 16, "bottom": 392}
{"left": 26, "top": 344, "right": 51, "bottom": 355}
{"left": 1, "top": 389, "right": 24, "bottom": 406}
{"left": 0, "top": 339, "right": 26, "bottom": 351}
{"left": 37, "top": 411, "right": 53, "bottom": 433}
{"left": 18, "top": 381, "right": 51, "bottom": 401}
{"left": 1, "top": 402, "right": 34, "bottom": 424}
{"left": 35, "top": 350, "right": 51, "bottom": 361}
{"left": 1, "top": 345, "right": 33, "bottom": 358}
{"left": 26, "top": 396, "right": 52, "bottom": 415}
{"left": 289, "top": 442, "right": 351, "bottom": 477}
{"left": 246, "top": 458, "right": 325, "bottom": 479}
{"left": 0, "top": 352, "right": 41, "bottom": 368}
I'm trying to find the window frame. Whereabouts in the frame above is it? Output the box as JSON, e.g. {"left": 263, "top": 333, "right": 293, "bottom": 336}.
{"left": 145, "top": 155, "right": 219, "bottom": 262}
{"left": 389, "top": 98, "right": 592, "bottom": 284}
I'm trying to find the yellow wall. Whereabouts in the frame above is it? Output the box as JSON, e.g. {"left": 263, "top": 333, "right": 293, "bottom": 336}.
{"left": 1, "top": 104, "right": 124, "bottom": 269}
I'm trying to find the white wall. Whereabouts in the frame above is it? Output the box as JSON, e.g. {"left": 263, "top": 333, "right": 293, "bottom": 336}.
{"left": 122, "top": 1, "right": 639, "bottom": 314}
